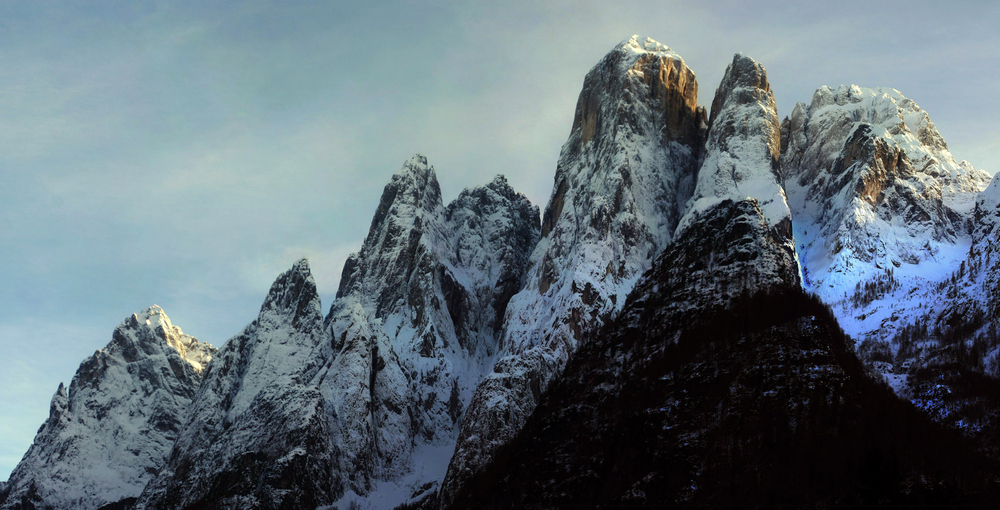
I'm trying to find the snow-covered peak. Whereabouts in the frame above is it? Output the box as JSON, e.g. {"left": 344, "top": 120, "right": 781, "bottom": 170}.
{"left": 0, "top": 307, "right": 214, "bottom": 510}
{"left": 377, "top": 153, "right": 442, "bottom": 223}
{"left": 787, "top": 85, "right": 988, "bottom": 196}
{"left": 136, "top": 259, "right": 337, "bottom": 509}
{"left": 443, "top": 37, "right": 705, "bottom": 505}
{"left": 319, "top": 158, "right": 539, "bottom": 506}
{"left": 782, "top": 83, "right": 991, "bottom": 345}
{"left": 619, "top": 34, "right": 682, "bottom": 61}
{"left": 678, "top": 53, "right": 789, "bottom": 237}
{"left": 389, "top": 153, "right": 441, "bottom": 209}
{"left": 976, "top": 173, "right": 1000, "bottom": 220}
{"left": 127, "top": 305, "right": 213, "bottom": 373}
{"left": 976, "top": 172, "right": 1000, "bottom": 236}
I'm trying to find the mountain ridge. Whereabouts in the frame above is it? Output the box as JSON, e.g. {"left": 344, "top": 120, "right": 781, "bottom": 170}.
{"left": 3, "top": 34, "right": 999, "bottom": 510}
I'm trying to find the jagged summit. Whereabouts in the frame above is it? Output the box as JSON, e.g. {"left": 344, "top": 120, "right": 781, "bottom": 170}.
{"left": 781, "top": 83, "right": 990, "bottom": 344}
{"left": 136, "top": 259, "right": 336, "bottom": 510}
{"left": 618, "top": 34, "right": 682, "bottom": 60}
{"left": 976, "top": 172, "right": 1000, "bottom": 242}
{"left": 122, "top": 305, "right": 213, "bottom": 373}
{"left": 0, "top": 307, "right": 215, "bottom": 510}
{"left": 784, "top": 85, "right": 983, "bottom": 190}
{"left": 320, "top": 156, "right": 539, "bottom": 507}
{"left": 260, "top": 258, "right": 321, "bottom": 330}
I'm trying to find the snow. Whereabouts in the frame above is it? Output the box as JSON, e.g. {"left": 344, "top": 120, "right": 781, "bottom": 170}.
{"left": 325, "top": 442, "right": 455, "bottom": 510}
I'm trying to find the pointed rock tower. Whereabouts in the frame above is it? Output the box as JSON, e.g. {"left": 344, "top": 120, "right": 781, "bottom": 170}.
{"left": 320, "top": 155, "right": 539, "bottom": 504}
{"left": 443, "top": 35, "right": 708, "bottom": 502}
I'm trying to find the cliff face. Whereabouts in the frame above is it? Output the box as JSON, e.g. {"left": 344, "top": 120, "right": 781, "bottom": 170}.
{"left": 442, "top": 35, "right": 708, "bottom": 503}
{"left": 0, "top": 307, "right": 214, "bottom": 510}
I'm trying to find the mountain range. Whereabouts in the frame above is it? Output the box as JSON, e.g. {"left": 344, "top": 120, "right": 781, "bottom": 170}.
{"left": 2, "top": 35, "right": 999, "bottom": 509}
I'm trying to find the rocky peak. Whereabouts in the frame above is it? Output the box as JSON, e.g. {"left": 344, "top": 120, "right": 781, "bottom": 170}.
{"left": 319, "top": 157, "right": 539, "bottom": 506}
{"left": 363, "top": 153, "right": 442, "bottom": 244}
{"left": 781, "top": 84, "right": 990, "bottom": 344}
{"left": 135, "top": 259, "right": 337, "bottom": 510}
{"left": 708, "top": 53, "right": 774, "bottom": 127}
{"left": 442, "top": 36, "right": 706, "bottom": 505}
{"left": 119, "top": 305, "right": 213, "bottom": 373}
{"left": 975, "top": 172, "right": 1000, "bottom": 244}
{"left": 581, "top": 35, "right": 698, "bottom": 140}
{"left": 260, "top": 258, "right": 324, "bottom": 333}
{"left": 678, "top": 53, "right": 789, "bottom": 240}
{"left": 0, "top": 307, "right": 214, "bottom": 510}
{"left": 337, "top": 154, "right": 445, "bottom": 306}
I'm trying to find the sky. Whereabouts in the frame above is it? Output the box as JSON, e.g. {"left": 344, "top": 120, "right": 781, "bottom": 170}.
{"left": 1, "top": 0, "right": 998, "bottom": 480}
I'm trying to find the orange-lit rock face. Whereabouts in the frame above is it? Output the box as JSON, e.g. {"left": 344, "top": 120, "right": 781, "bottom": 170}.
{"left": 572, "top": 48, "right": 702, "bottom": 148}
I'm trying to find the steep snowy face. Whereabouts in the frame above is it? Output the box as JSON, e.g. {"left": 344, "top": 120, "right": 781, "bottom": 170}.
{"left": 136, "top": 260, "right": 338, "bottom": 510}
{"left": 678, "top": 53, "right": 791, "bottom": 240}
{"left": 442, "top": 35, "right": 706, "bottom": 503}
{"left": 665, "top": 52, "right": 798, "bottom": 319}
{"left": 971, "top": 174, "right": 1000, "bottom": 319}
{"left": 321, "top": 155, "right": 539, "bottom": 504}
{"left": 781, "top": 85, "right": 990, "bottom": 341}
{"left": 0, "top": 307, "right": 213, "bottom": 510}
{"left": 955, "top": 172, "right": 1000, "bottom": 325}
{"left": 974, "top": 172, "right": 1000, "bottom": 247}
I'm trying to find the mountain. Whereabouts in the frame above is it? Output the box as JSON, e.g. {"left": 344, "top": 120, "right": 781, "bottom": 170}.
{"left": 442, "top": 35, "right": 707, "bottom": 503}
{"left": 5, "top": 34, "right": 1000, "bottom": 510}
{"left": 135, "top": 260, "right": 338, "bottom": 510}
{"left": 445, "top": 55, "right": 999, "bottom": 509}
{"left": 781, "top": 84, "right": 991, "bottom": 344}
{"left": 0, "top": 307, "right": 214, "bottom": 510}
{"left": 320, "top": 155, "right": 539, "bottom": 507}
{"left": 448, "top": 276, "right": 1000, "bottom": 508}
{"left": 779, "top": 84, "right": 1000, "bottom": 458}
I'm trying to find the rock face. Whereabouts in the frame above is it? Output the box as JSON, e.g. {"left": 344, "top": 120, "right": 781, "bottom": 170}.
{"left": 0, "top": 307, "right": 214, "bottom": 510}
{"left": 442, "top": 35, "right": 707, "bottom": 502}
{"left": 135, "top": 260, "right": 338, "bottom": 510}
{"left": 320, "top": 155, "right": 539, "bottom": 506}
{"left": 781, "top": 85, "right": 990, "bottom": 342}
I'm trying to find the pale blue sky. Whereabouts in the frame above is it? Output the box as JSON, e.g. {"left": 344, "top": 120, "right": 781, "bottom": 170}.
{"left": 2, "top": 0, "right": 998, "bottom": 479}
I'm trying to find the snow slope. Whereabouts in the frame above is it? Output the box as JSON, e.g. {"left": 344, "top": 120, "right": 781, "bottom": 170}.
{"left": 0, "top": 307, "right": 214, "bottom": 510}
